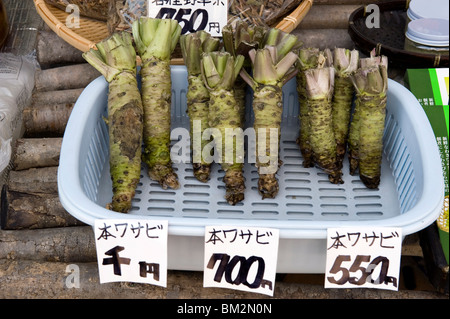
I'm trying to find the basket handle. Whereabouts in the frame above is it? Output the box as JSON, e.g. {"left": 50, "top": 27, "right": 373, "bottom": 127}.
{"left": 276, "top": 0, "right": 314, "bottom": 33}
{"left": 34, "top": 0, "right": 96, "bottom": 51}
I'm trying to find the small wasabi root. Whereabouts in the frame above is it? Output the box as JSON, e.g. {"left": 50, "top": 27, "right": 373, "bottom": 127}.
{"left": 180, "top": 31, "right": 220, "bottom": 182}
{"left": 305, "top": 66, "right": 343, "bottom": 184}
{"left": 201, "top": 52, "right": 246, "bottom": 204}
{"left": 350, "top": 52, "right": 388, "bottom": 189}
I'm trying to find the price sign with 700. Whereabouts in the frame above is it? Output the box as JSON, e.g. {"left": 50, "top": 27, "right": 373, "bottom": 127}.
{"left": 148, "top": 1, "right": 228, "bottom": 37}
{"left": 203, "top": 226, "right": 279, "bottom": 296}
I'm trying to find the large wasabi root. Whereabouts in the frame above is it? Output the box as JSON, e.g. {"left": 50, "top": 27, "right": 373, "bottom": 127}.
{"left": 140, "top": 57, "right": 179, "bottom": 189}
{"left": 83, "top": 32, "right": 143, "bottom": 213}
{"left": 133, "top": 18, "right": 181, "bottom": 189}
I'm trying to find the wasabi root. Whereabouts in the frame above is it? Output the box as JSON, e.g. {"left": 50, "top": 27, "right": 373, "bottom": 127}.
{"left": 240, "top": 30, "right": 299, "bottom": 198}
{"left": 305, "top": 66, "right": 343, "bottom": 184}
{"left": 350, "top": 54, "right": 388, "bottom": 189}
{"left": 132, "top": 18, "right": 181, "bottom": 189}
{"left": 331, "top": 48, "right": 359, "bottom": 168}
{"left": 201, "top": 51, "right": 246, "bottom": 205}
{"left": 83, "top": 32, "right": 143, "bottom": 213}
{"left": 180, "top": 30, "right": 220, "bottom": 182}
{"left": 222, "top": 21, "right": 266, "bottom": 124}
{"left": 296, "top": 48, "right": 326, "bottom": 168}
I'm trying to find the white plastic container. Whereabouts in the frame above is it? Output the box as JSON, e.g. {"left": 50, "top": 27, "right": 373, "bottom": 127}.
{"left": 407, "top": 0, "right": 449, "bottom": 21}
{"left": 405, "top": 18, "right": 449, "bottom": 54}
{"left": 58, "top": 66, "right": 444, "bottom": 273}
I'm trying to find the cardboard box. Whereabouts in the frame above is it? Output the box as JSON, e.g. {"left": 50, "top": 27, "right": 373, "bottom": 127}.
{"left": 405, "top": 68, "right": 449, "bottom": 264}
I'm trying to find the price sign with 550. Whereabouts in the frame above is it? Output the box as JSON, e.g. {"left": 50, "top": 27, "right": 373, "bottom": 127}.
{"left": 148, "top": 0, "right": 228, "bottom": 37}
{"left": 325, "top": 227, "right": 403, "bottom": 291}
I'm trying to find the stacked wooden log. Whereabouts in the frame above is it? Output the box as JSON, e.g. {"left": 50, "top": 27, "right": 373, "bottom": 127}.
{"left": 292, "top": 0, "right": 378, "bottom": 49}
{"left": 0, "top": 29, "right": 99, "bottom": 230}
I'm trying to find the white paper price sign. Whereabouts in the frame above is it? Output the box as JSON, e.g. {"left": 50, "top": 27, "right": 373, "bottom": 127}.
{"left": 325, "top": 227, "right": 402, "bottom": 291}
{"left": 94, "top": 219, "right": 168, "bottom": 286}
{"left": 203, "top": 226, "right": 279, "bottom": 296}
{"left": 148, "top": 0, "right": 228, "bottom": 36}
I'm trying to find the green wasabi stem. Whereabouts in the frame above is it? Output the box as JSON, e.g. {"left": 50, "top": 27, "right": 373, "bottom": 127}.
{"left": 83, "top": 32, "right": 143, "bottom": 213}
{"left": 305, "top": 66, "right": 343, "bottom": 184}
{"left": 331, "top": 48, "right": 359, "bottom": 169}
{"left": 351, "top": 60, "right": 388, "bottom": 189}
{"left": 295, "top": 48, "right": 326, "bottom": 168}
{"left": 201, "top": 52, "right": 246, "bottom": 205}
{"left": 240, "top": 44, "right": 299, "bottom": 199}
{"left": 222, "top": 21, "right": 267, "bottom": 125}
{"left": 132, "top": 18, "right": 181, "bottom": 190}
{"left": 348, "top": 50, "right": 388, "bottom": 176}
{"left": 180, "top": 31, "right": 220, "bottom": 182}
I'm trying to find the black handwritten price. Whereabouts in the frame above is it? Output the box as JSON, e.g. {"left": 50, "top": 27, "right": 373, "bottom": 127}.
{"left": 155, "top": 8, "right": 209, "bottom": 34}
{"left": 326, "top": 255, "right": 398, "bottom": 288}
{"left": 206, "top": 253, "right": 273, "bottom": 291}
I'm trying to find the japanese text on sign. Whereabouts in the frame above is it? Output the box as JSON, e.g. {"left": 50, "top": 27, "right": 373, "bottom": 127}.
{"left": 203, "top": 226, "right": 279, "bottom": 296}
{"left": 148, "top": 0, "right": 228, "bottom": 36}
{"left": 94, "top": 219, "right": 168, "bottom": 286}
{"left": 325, "top": 227, "right": 402, "bottom": 291}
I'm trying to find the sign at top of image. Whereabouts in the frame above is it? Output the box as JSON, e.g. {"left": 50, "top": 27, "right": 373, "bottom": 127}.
{"left": 148, "top": 0, "right": 228, "bottom": 36}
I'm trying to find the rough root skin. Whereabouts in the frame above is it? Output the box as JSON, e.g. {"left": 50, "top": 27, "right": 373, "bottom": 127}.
{"left": 187, "top": 75, "right": 212, "bottom": 182}
{"left": 257, "top": 174, "right": 279, "bottom": 199}
{"left": 108, "top": 73, "right": 143, "bottom": 213}
{"left": 358, "top": 94, "right": 386, "bottom": 189}
{"left": 332, "top": 75, "right": 354, "bottom": 169}
{"left": 208, "top": 89, "right": 245, "bottom": 205}
{"left": 140, "top": 57, "right": 179, "bottom": 189}
{"left": 308, "top": 97, "right": 343, "bottom": 184}
{"left": 148, "top": 164, "right": 180, "bottom": 190}
{"left": 253, "top": 85, "right": 283, "bottom": 198}
{"left": 223, "top": 170, "right": 245, "bottom": 205}
{"left": 348, "top": 98, "right": 361, "bottom": 175}
{"left": 192, "top": 163, "right": 211, "bottom": 183}
{"left": 297, "top": 71, "right": 314, "bottom": 168}
{"left": 360, "top": 174, "right": 380, "bottom": 189}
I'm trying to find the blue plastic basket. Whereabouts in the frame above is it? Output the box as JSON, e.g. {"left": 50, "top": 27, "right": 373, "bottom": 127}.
{"left": 58, "top": 66, "right": 444, "bottom": 272}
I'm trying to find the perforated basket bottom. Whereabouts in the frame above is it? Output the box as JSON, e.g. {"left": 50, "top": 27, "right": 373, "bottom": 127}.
{"left": 93, "top": 118, "right": 401, "bottom": 223}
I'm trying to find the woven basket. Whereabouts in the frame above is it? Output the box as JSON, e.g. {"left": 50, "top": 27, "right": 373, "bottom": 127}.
{"left": 34, "top": 0, "right": 312, "bottom": 59}
{"left": 275, "top": 0, "right": 313, "bottom": 33}
{"left": 34, "top": 0, "right": 108, "bottom": 52}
